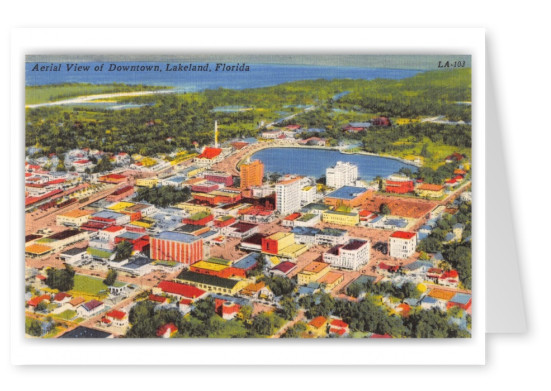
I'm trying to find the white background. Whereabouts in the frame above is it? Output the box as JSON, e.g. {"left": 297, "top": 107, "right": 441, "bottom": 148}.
{"left": 1, "top": 0, "right": 548, "bottom": 389}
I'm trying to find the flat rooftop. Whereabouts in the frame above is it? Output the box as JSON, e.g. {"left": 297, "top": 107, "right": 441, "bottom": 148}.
{"left": 156, "top": 231, "right": 201, "bottom": 243}
{"left": 326, "top": 186, "right": 368, "bottom": 200}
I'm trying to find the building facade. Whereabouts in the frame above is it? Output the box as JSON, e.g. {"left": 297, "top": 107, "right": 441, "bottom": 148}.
{"left": 326, "top": 162, "right": 358, "bottom": 189}
{"left": 275, "top": 176, "right": 301, "bottom": 215}
{"left": 240, "top": 160, "right": 264, "bottom": 190}
{"left": 322, "top": 239, "right": 370, "bottom": 270}
{"left": 389, "top": 231, "right": 417, "bottom": 259}
{"left": 150, "top": 231, "right": 204, "bottom": 265}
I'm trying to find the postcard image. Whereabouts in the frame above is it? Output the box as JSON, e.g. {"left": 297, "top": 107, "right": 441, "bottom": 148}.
{"left": 24, "top": 55, "right": 472, "bottom": 339}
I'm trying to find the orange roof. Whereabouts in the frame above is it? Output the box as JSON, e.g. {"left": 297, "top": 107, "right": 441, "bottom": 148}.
{"left": 278, "top": 176, "right": 302, "bottom": 185}
{"left": 59, "top": 209, "right": 93, "bottom": 218}
{"left": 69, "top": 297, "right": 85, "bottom": 306}
{"left": 317, "top": 271, "right": 344, "bottom": 285}
{"left": 309, "top": 316, "right": 327, "bottom": 329}
{"left": 198, "top": 147, "right": 222, "bottom": 159}
{"left": 428, "top": 288, "right": 456, "bottom": 301}
{"left": 242, "top": 281, "right": 266, "bottom": 295}
{"left": 302, "top": 261, "right": 329, "bottom": 274}
{"left": 25, "top": 244, "right": 53, "bottom": 255}
{"left": 417, "top": 183, "right": 444, "bottom": 191}
{"left": 27, "top": 294, "right": 51, "bottom": 307}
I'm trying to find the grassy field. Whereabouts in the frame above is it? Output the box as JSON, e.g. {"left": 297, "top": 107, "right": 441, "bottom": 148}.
{"left": 390, "top": 137, "right": 470, "bottom": 169}
{"left": 69, "top": 274, "right": 123, "bottom": 299}
{"left": 54, "top": 309, "right": 77, "bottom": 321}
{"left": 25, "top": 83, "right": 161, "bottom": 105}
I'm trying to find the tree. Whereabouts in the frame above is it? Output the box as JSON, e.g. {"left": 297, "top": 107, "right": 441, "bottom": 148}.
{"left": 238, "top": 305, "right": 253, "bottom": 322}
{"left": 281, "top": 322, "right": 307, "bottom": 338}
{"left": 190, "top": 297, "right": 215, "bottom": 323}
{"left": 420, "top": 143, "right": 430, "bottom": 158}
{"left": 103, "top": 268, "right": 118, "bottom": 286}
{"left": 379, "top": 203, "right": 391, "bottom": 215}
{"left": 114, "top": 241, "right": 133, "bottom": 261}
{"left": 93, "top": 157, "right": 114, "bottom": 173}
{"left": 26, "top": 319, "right": 42, "bottom": 337}
{"left": 45, "top": 264, "right": 75, "bottom": 291}
{"left": 279, "top": 296, "right": 298, "bottom": 320}
{"left": 35, "top": 301, "right": 48, "bottom": 312}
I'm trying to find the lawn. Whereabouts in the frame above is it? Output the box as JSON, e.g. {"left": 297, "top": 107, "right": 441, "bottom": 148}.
{"left": 69, "top": 274, "right": 114, "bottom": 299}
{"left": 54, "top": 309, "right": 77, "bottom": 321}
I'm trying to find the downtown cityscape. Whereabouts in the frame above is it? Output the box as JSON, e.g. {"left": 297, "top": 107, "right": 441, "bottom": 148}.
{"left": 24, "top": 56, "right": 472, "bottom": 339}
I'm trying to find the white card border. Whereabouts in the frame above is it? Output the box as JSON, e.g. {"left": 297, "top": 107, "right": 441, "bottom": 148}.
{"left": 10, "top": 27, "right": 485, "bottom": 365}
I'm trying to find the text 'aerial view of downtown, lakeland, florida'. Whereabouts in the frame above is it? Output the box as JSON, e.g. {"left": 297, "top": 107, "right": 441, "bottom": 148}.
{"left": 24, "top": 55, "right": 472, "bottom": 339}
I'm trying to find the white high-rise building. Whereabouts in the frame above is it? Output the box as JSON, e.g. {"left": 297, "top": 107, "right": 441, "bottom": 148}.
{"left": 326, "top": 161, "right": 358, "bottom": 189}
{"left": 389, "top": 231, "right": 417, "bottom": 259}
{"left": 323, "top": 239, "right": 370, "bottom": 270}
{"left": 275, "top": 176, "right": 302, "bottom": 215}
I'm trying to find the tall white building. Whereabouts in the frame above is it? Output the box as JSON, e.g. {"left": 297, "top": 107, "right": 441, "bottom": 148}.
{"left": 323, "top": 239, "right": 370, "bottom": 270}
{"left": 275, "top": 176, "right": 302, "bottom": 215}
{"left": 326, "top": 161, "right": 358, "bottom": 189}
{"left": 389, "top": 231, "right": 417, "bottom": 259}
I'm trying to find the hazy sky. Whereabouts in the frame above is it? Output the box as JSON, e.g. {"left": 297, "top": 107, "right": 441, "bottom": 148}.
{"left": 26, "top": 55, "right": 471, "bottom": 70}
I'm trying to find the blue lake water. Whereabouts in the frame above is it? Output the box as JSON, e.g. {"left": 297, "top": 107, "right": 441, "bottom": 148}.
{"left": 251, "top": 147, "right": 417, "bottom": 181}
{"left": 26, "top": 62, "right": 421, "bottom": 90}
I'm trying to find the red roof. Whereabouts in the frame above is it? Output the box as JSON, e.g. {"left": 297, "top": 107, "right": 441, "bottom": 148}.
{"left": 103, "top": 173, "right": 126, "bottom": 179}
{"left": 156, "top": 323, "right": 178, "bottom": 337}
{"left": 102, "top": 225, "right": 124, "bottom": 233}
{"left": 27, "top": 294, "right": 50, "bottom": 307}
{"left": 73, "top": 159, "right": 90, "bottom": 164}
{"left": 272, "top": 261, "right": 296, "bottom": 274}
{"left": 329, "top": 327, "right": 347, "bottom": 335}
{"left": 46, "top": 179, "right": 66, "bottom": 185}
{"left": 370, "top": 333, "right": 392, "bottom": 338}
{"left": 379, "top": 263, "right": 399, "bottom": 272}
{"left": 285, "top": 125, "right": 301, "bottom": 130}
{"left": 106, "top": 310, "right": 126, "bottom": 320}
{"left": 54, "top": 292, "right": 72, "bottom": 301}
{"left": 330, "top": 319, "right": 348, "bottom": 329}
{"left": 36, "top": 274, "right": 47, "bottom": 280}
{"left": 441, "top": 270, "right": 459, "bottom": 279}
{"left": 157, "top": 281, "right": 206, "bottom": 299}
{"left": 149, "top": 294, "right": 167, "bottom": 303}
{"left": 284, "top": 212, "right": 301, "bottom": 221}
{"left": 309, "top": 316, "right": 327, "bottom": 329}
{"left": 390, "top": 231, "right": 416, "bottom": 240}
{"left": 198, "top": 147, "right": 222, "bottom": 159}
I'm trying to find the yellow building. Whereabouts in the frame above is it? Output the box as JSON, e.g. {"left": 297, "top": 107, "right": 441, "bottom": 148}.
{"left": 25, "top": 243, "right": 54, "bottom": 257}
{"left": 56, "top": 209, "right": 93, "bottom": 227}
{"left": 177, "top": 270, "right": 248, "bottom": 295}
{"left": 308, "top": 316, "right": 328, "bottom": 337}
{"left": 317, "top": 271, "right": 344, "bottom": 292}
{"left": 278, "top": 243, "right": 309, "bottom": 259}
{"left": 107, "top": 201, "right": 135, "bottom": 212}
{"left": 415, "top": 183, "right": 445, "bottom": 199}
{"left": 322, "top": 210, "right": 360, "bottom": 226}
{"left": 136, "top": 178, "right": 158, "bottom": 188}
{"left": 174, "top": 202, "right": 211, "bottom": 215}
{"left": 297, "top": 261, "right": 330, "bottom": 285}
{"left": 129, "top": 218, "right": 155, "bottom": 229}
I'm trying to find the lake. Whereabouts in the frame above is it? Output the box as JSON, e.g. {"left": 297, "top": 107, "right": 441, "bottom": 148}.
{"left": 250, "top": 147, "right": 417, "bottom": 181}
{"left": 26, "top": 62, "right": 421, "bottom": 90}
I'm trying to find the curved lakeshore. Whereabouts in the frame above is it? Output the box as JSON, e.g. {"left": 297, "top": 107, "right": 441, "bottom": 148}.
{"left": 244, "top": 143, "right": 419, "bottom": 181}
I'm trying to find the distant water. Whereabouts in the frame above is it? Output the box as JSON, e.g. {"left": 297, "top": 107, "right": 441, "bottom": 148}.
{"left": 251, "top": 147, "right": 417, "bottom": 181}
{"left": 26, "top": 62, "right": 421, "bottom": 91}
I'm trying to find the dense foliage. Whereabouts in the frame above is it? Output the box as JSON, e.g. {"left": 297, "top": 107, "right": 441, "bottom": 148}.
{"left": 134, "top": 186, "right": 191, "bottom": 208}
{"left": 45, "top": 264, "right": 75, "bottom": 292}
